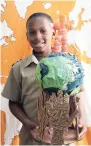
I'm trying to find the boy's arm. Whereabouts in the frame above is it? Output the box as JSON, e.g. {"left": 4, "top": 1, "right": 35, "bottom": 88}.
{"left": 2, "top": 65, "right": 37, "bottom": 136}
{"left": 9, "top": 100, "right": 37, "bottom": 133}
{"left": 77, "top": 86, "right": 87, "bottom": 140}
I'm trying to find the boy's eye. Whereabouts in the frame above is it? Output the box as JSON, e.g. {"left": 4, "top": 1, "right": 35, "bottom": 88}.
{"left": 40, "top": 29, "right": 46, "bottom": 33}
{"left": 29, "top": 31, "right": 35, "bottom": 35}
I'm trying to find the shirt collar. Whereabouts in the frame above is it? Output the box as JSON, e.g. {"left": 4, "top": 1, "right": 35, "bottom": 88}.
{"left": 25, "top": 54, "right": 39, "bottom": 67}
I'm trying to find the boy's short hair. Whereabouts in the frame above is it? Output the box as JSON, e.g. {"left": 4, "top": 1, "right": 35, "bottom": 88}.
{"left": 26, "top": 12, "right": 53, "bottom": 27}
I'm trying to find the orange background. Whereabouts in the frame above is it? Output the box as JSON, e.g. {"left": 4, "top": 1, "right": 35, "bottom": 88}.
{"left": 1, "top": 1, "right": 91, "bottom": 145}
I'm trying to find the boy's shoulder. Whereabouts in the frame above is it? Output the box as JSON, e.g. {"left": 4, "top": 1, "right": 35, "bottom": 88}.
{"left": 12, "top": 59, "right": 22, "bottom": 67}
{"left": 10, "top": 55, "right": 33, "bottom": 78}
{"left": 12, "top": 55, "right": 33, "bottom": 68}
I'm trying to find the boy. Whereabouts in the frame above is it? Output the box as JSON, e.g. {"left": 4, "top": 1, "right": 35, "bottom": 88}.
{"left": 1, "top": 12, "right": 86, "bottom": 145}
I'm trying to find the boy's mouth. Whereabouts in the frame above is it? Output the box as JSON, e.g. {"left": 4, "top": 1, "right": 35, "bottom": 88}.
{"left": 32, "top": 41, "right": 45, "bottom": 47}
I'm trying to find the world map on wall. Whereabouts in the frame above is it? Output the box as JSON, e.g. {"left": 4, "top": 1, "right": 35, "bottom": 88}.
{"left": 0, "top": 1, "right": 91, "bottom": 145}
{"left": 0, "top": 0, "right": 91, "bottom": 83}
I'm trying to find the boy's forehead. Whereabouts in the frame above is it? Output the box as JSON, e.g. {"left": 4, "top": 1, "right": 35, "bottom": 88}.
{"left": 27, "top": 16, "right": 53, "bottom": 29}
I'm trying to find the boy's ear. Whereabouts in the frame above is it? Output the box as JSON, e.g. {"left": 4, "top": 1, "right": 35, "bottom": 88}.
{"left": 26, "top": 32, "right": 28, "bottom": 40}
{"left": 53, "top": 29, "right": 56, "bottom": 36}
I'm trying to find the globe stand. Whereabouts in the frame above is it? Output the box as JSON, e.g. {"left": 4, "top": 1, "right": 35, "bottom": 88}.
{"left": 36, "top": 89, "right": 80, "bottom": 145}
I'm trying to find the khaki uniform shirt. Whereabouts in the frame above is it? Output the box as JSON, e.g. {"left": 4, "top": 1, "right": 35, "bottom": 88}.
{"left": 1, "top": 54, "right": 44, "bottom": 145}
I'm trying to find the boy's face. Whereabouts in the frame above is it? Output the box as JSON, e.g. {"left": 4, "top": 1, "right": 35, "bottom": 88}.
{"left": 26, "top": 17, "right": 54, "bottom": 53}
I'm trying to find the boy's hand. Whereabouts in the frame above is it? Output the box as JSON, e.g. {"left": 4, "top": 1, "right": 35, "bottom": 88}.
{"left": 78, "top": 126, "right": 87, "bottom": 140}
{"left": 78, "top": 118, "right": 87, "bottom": 140}
{"left": 23, "top": 119, "right": 37, "bottom": 138}
{"left": 31, "top": 126, "right": 53, "bottom": 143}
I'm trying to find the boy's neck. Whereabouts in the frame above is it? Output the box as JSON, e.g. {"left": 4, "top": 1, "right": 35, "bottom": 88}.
{"left": 33, "top": 50, "right": 51, "bottom": 61}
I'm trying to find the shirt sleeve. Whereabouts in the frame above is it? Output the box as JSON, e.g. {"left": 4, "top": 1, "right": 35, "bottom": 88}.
{"left": 1, "top": 67, "right": 21, "bottom": 102}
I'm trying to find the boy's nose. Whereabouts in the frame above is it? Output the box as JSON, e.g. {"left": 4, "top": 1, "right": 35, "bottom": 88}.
{"left": 35, "top": 31, "right": 42, "bottom": 40}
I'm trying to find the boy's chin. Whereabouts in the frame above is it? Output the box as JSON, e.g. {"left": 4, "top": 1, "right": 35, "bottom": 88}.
{"left": 33, "top": 47, "right": 47, "bottom": 53}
